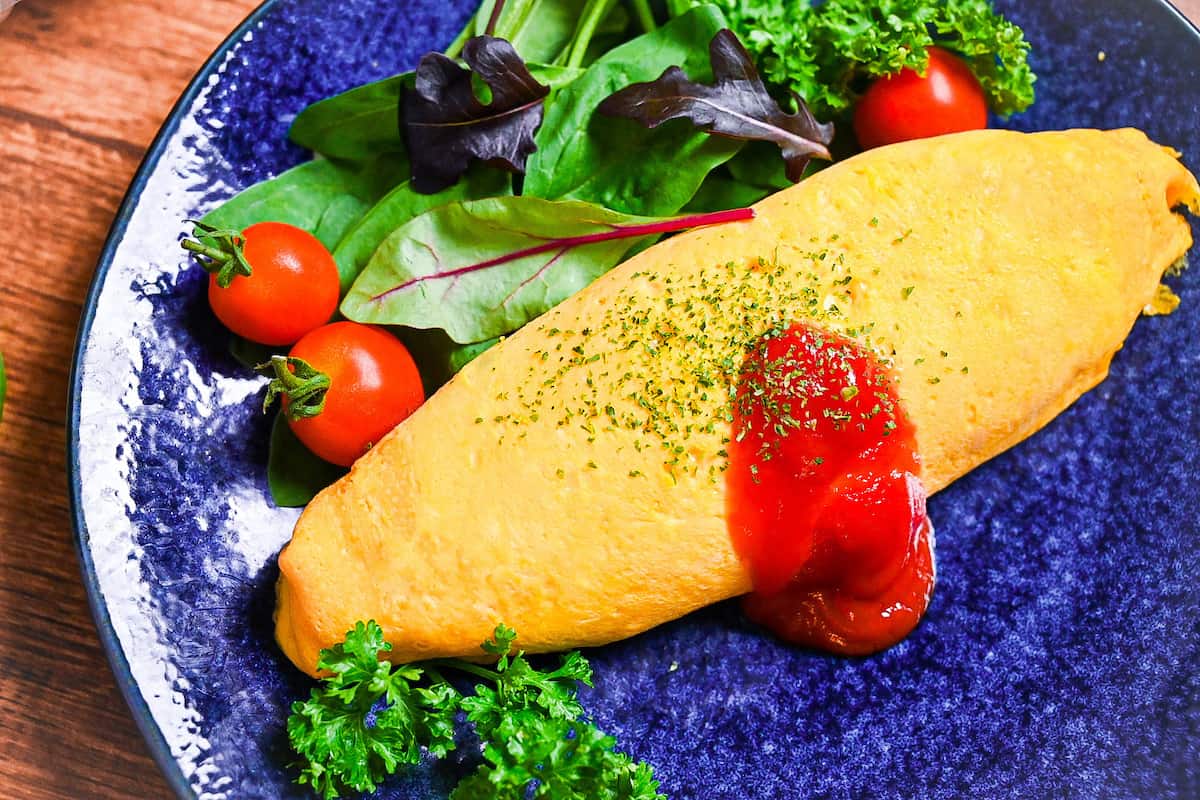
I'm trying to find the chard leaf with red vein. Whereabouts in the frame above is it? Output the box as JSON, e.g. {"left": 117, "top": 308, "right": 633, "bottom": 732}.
{"left": 340, "top": 197, "right": 752, "bottom": 344}
{"left": 404, "top": 36, "right": 550, "bottom": 194}
{"left": 597, "top": 29, "right": 835, "bottom": 183}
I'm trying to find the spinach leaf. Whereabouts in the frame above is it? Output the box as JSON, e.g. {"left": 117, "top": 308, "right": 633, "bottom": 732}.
{"left": 474, "top": 0, "right": 593, "bottom": 63}
{"left": 725, "top": 140, "right": 792, "bottom": 191}
{"left": 523, "top": 6, "right": 741, "bottom": 217}
{"left": 267, "top": 412, "right": 346, "bottom": 508}
{"left": 312, "top": 194, "right": 374, "bottom": 252}
{"left": 529, "top": 62, "right": 589, "bottom": 90}
{"left": 681, "top": 133, "right": 836, "bottom": 214}
{"left": 289, "top": 76, "right": 412, "bottom": 161}
{"left": 228, "top": 336, "right": 284, "bottom": 370}
{"left": 332, "top": 168, "right": 512, "bottom": 295}
{"left": 681, "top": 172, "right": 773, "bottom": 213}
{"left": 597, "top": 29, "right": 834, "bottom": 182}
{"left": 341, "top": 196, "right": 750, "bottom": 343}
{"left": 289, "top": 65, "right": 583, "bottom": 163}
{"left": 399, "top": 329, "right": 501, "bottom": 392}
{"left": 446, "top": 337, "right": 500, "bottom": 373}
{"left": 201, "top": 154, "right": 408, "bottom": 251}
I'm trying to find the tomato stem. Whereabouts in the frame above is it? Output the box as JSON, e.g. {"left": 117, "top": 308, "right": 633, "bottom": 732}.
{"left": 258, "top": 355, "right": 331, "bottom": 420}
{"left": 181, "top": 219, "right": 254, "bottom": 288}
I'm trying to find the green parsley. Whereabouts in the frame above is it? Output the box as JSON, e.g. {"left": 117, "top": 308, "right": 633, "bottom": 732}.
{"left": 677, "top": 0, "right": 1036, "bottom": 118}
{"left": 288, "top": 621, "right": 664, "bottom": 800}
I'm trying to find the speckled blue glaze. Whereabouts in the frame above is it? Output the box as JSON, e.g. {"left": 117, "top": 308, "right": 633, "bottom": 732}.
{"left": 68, "top": 1, "right": 1200, "bottom": 798}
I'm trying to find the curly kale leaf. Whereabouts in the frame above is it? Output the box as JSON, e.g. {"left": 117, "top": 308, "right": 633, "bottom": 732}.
{"left": 286, "top": 621, "right": 461, "bottom": 799}
{"left": 676, "top": 0, "right": 1036, "bottom": 118}
{"left": 451, "top": 715, "right": 665, "bottom": 800}
{"left": 287, "top": 622, "right": 662, "bottom": 799}
{"left": 460, "top": 624, "right": 594, "bottom": 739}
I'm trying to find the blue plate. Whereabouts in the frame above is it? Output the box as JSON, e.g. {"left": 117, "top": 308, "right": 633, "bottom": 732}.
{"left": 68, "top": 1, "right": 1200, "bottom": 797}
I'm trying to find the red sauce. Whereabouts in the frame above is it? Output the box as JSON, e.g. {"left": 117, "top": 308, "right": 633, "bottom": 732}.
{"left": 727, "top": 323, "right": 935, "bottom": 655}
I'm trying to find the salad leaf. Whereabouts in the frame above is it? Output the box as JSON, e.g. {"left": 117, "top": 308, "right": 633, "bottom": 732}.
{"left": 681, "top": 173, "right": 773, "bottom": 213}
{"left": 312, "top": 194, "right": 374, "bottom": 252}
{"left": 267, "top": 413, "right": 346, "bottom": 508}
{"left": 404, "top": 36, "right": 550, "bottom": 193}
{"left": 445, "top": 337, "right": 500, "bottom": 374}
{"left": 399, "top": 329, "right": 501, "bottom": 393}
{"left": 682, "top": 136, "right": 818, "bottom": 213}
{"left": 289, "top": 64, "right": 585, "bottom": 162}
{"left": 228, "top": 335, "right": 282, "bottom": 370}
{"left": 200, "top": 155, "right": 408, "bottom": 251}
{"left": 471, "top": 0, "right": 636, "bottom": 66}
{"left": 289, "top": 77, "right": 412, "bottom": 161}
{"left": 672, "top": 0, "right": 1035, "bottom": 118}
{"left": 340, "top": 196, "right": 751, "bottom": 343}
{"left": 473, "top": 0, "right": 591, "bottom": 63}
{"left": 288, "top": 621, "right": 663, "bottom": 800}
{"left": 682, "top": 135, "right": 834, "bottom": 213}
{"left": 523, "top": 6, "right": 743, "bottom": 217}
{"left": 725, "top": 139, "right": 795, "bottom": 191}
{"left": 332, "top": 167, "right": 512, "bottom": 294}
{"left": 598, "top": 29, "right": 834, "bottom": 182}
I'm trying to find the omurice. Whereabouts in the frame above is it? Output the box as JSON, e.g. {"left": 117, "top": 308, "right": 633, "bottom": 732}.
{"left": 275, "top": 128, "right": 1199, "bottom": 675}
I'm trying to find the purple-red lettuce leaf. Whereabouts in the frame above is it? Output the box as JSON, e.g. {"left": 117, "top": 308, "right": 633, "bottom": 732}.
{"left": 403, "top": 36, "right": 550, "bottom": 194}
{"left": 340, "top": 196, "right": 752, "bottom": 344}
{"left": 597, "top": 29, "right": 835, "bottom": 182}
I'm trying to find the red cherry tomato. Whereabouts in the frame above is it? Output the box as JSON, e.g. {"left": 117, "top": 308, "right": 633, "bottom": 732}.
{"left": 853, "top": 47, "right": 988, "bottom": 150}
{"left": 208, "top": 221, "right": 339, "bottom": 345}
{"left": 286, "top": 322, "right": 424, "bottom": 467}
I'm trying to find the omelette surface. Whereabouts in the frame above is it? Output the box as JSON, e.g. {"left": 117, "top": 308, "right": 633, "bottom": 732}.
{"left": 276, "top": 128, "right": 1199, "bottom": 675}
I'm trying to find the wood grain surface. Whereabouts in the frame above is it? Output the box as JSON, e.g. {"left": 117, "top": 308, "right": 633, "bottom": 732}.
{"left": 0, "top": 2, "right": 260, "bottom": 797}
{"left": 0, "top": 0, "right": 1197, "bottom": 798}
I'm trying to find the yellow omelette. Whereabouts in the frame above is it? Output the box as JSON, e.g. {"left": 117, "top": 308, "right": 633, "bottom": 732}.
{"left": 275, "top": 128, "right": 1199, "bottom": 676}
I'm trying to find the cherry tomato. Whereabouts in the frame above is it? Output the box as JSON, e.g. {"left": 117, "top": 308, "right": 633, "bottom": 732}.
{"left": 853, "top": 47, "right": 988, "bottom": 150}
{"left": 208, "top": 221, "right": 339, "bottom": 345}
{"left": 286, "top": 322, "right": 424, "bottom": 467}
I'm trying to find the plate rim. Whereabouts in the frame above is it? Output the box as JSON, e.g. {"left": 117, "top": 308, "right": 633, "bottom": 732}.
{"left": 65, "top": 2, "right": 280, "bottom": 797}
{"left": 64, "top": 1, "right": 1200, "bottom": 799}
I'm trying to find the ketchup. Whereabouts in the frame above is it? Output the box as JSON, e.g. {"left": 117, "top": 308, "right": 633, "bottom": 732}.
{"left": 727, "top": 323, "right": 935, "bottom": 655}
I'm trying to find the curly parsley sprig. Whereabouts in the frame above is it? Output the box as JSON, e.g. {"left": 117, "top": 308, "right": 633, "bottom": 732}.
{"left": 676, "top": 0, "right": 1036, "bottom": 118}
{"left": 287, "top": 621, "right": 665, "bottom": 800}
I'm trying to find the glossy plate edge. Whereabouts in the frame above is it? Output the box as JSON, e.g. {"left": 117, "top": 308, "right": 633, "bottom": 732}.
{"left": 64, "top": 2, "right": 1200, "bottom": 799}
{"left": 65, "top": 2, "right": 280, "bottom": 798}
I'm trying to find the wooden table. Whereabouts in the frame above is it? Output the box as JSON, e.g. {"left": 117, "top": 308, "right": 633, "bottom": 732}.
{"left": 0, "top": 0, "right": 1197, "bottom": 797}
